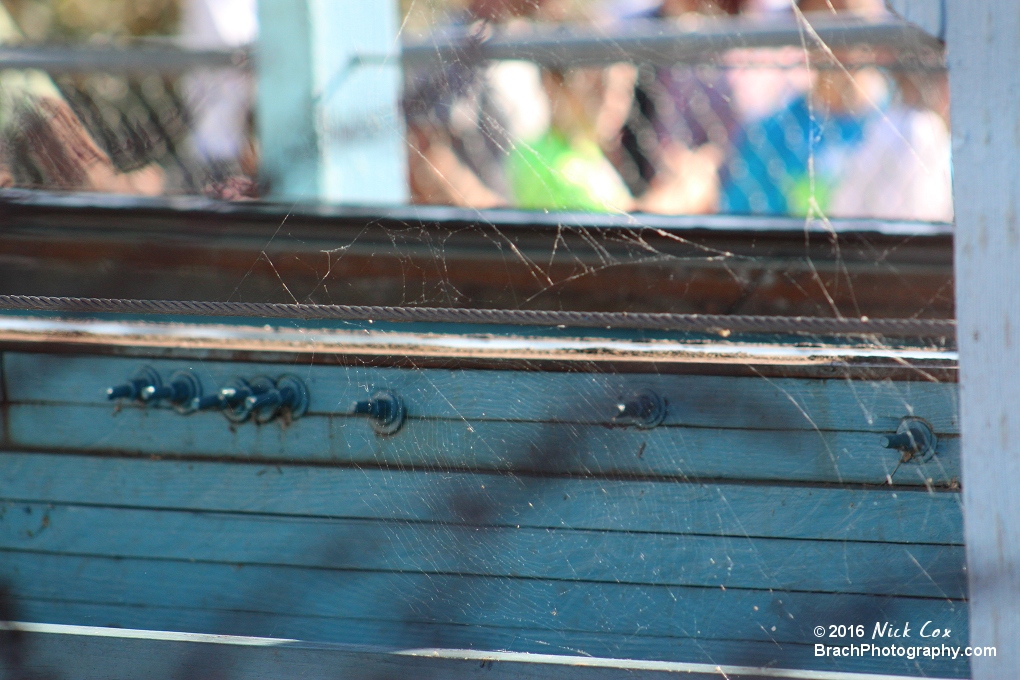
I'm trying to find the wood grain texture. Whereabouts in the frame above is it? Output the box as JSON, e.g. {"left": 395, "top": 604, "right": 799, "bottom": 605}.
{"left": 0, "top": 501, "right": 966, "bottom": 597}
{"left": 4, "top": 403, "right": 960, "bottom": 484}
{"left": 3, "top": 353, "right": 960, "bottom": 432}
{"left": 0, "top": 452, "right": 965, "bottom": 544}
{"left": 0, "top": 551, "right": 968, "bottom": 650}
{"left": 0, "top": 347, "right": 966, "bottom": 678}
{"left": 947, "top": 0, "right": 1020, "bottom": 676}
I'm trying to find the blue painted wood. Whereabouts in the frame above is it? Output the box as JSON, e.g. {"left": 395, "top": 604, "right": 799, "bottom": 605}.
{"left": 0, "top": 552, "right": 968, "bottom": 653}
{"left": 0, "top": 501, "right": 965, "bottom": 597}
{"left": 0, "top": 452, "right": 965, "bottom": 544}
{"left": 0, "top": 349, "right": 966, "bottom": 678}
{"left": 6, "top": 616, "right": 970, "bottom": 679}
{"left": 3, "top": 353, "right": 960, "bottom": 433}
{"left": 5, "top": 404, "right": 960, "bottom": 485}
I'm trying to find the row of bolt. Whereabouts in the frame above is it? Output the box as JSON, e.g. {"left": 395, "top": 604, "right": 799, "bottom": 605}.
{"left": 107, "top": 366, "right": 408, "bottom": 432}
{"left": 107, "top": 372, "right": 661, "bottom": 434}
{"left": 107, "top": 370, "right": 940, "bottom": 455}
{"left": 106, "top": 367, "right": 309, "bottom": 424}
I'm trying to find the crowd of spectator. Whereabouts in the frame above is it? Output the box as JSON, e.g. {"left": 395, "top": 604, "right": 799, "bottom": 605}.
{"left": 0, "top": 0, "right": 953, "bottom": 221}
{"left": 405, "top": 0, "right": 954, "bottom": 221}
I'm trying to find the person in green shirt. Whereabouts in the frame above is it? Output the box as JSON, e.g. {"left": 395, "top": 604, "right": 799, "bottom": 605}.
{"left": 507, "top": 67, "right": 721, "bottom": 214}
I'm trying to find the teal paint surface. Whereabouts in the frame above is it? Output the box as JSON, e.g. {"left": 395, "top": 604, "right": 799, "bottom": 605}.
{"left": 5, "top": 403, "right": 961, "bottom": 484}
{"left": 5, "top": 353, "right": 960, "bottom": 432}
{"left": 0, "top": 453, "right": 964, "bottom": 544}
{"left": 1, "top": 552, "right": 969, "bottom": 676}
{"left": 2, "top": 614, "right": 965, "bottom": 678}
{"left": 0, "top": 500, "right": 965, "bottom": 597}
{"left": 0, "top": 351, "right": 967, "bottom": 677}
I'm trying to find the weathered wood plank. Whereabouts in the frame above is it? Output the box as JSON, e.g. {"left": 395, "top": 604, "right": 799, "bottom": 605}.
{"left": 0, "top": 551, "right": 968, "bottom": 647}
{"left": 946, "top": 2, "right": 1020, "bottom": 675}
{"left": 0, "top": 452, "right": 965, "bottom": 544}
{"left": 3, "top": 353, "right": 960, "bottom": 433}
{"left": 0, "top": 501, "right": 965, "bottom": 597}
{"left": 5, "top": 404, "right": 960, "bottom": 484}
{"left": 3, "top": 618, "right": 970, "bottom": 679}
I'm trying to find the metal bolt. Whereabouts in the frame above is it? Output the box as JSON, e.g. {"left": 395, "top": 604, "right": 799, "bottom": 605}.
{"left": 222, "top": 377, "right": 274, "bottom": 424}
{"left": 351, "top": 389, "right": 405, "bottom": 435}
{"left": 614, "top": 389, "right": 667, "bottom": 429}
{"left": 881, "top": 417, "right": 937, "bottom": 463}
{"left": 138, "top": 371, "right": 202, "bottom": 414}
{"left": 106, "top": 366, "right": 161, "bottom": 403}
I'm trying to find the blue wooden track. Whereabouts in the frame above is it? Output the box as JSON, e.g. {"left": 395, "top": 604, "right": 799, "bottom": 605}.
{"left": 0, "top": 313, "right": 965, "bottom": 679}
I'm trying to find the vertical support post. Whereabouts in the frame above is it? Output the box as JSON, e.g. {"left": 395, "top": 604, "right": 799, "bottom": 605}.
{"left": 256, "top": 0, "right": 408, "bottom": 204}
{"left": 946, "top": 1, "right": 1020, "bottom": 676}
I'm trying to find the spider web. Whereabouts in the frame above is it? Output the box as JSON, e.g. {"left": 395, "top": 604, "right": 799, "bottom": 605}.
{"left": 0, "top": 1, "right": 966, "bottom": 679}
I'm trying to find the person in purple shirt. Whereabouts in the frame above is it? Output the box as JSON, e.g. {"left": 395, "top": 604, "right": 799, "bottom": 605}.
{"left": 612, "top": 0, "right": 744, "bottom": 198}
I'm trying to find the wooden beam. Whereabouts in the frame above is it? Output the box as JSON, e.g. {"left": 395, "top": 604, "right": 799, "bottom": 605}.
{"left": 256, "top": 0, "right": 407, "bottom": 204}
{"left": 946, "top": 0, "right": 1020, "bottom": 675}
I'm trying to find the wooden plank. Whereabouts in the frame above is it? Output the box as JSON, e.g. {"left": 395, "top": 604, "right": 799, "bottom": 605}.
{"left": 0, "top": 501, "right": 966, "bottom": 597}
{"left": 0, "top": 452, "right": 965, "bottom": 544}
{"left": 3, "top": 619, "right": 970, "bottom": 679}
{"left": 5, "top": 404, "right": 960, "bottom": 485}
{"left": 945, "top": 0, "right": 1020, "bottom": 676}
{"left": 0, "top": 551, "right": 968, "bottom": 648}
{"left": 3, "top": 353, "right": 960, "bottom": 433}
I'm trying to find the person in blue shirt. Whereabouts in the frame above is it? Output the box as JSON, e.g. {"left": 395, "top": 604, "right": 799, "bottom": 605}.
{"left": 719, "top": 91, "right": 880, "bottom": 215}
{"left": 719, "top": 0, "right": 892, "bottom": 216}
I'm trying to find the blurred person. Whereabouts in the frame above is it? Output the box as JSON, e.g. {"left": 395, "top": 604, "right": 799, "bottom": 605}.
{"left": 718, "top": 0, "right": 952, "bottom": 220}
{"left": 724, "top": 0, "right": 813, "bottom": 126}
{"left": 0, "top": 5, "right": 164, "bottom": 194}
{"left": 608, "top": 0, "right": 743, "bottom": 204}
{"left": 830, "top": 70, "right": 952, "bottom": 221}
{"left": 507, "top": 65, "right": 721, "bottom": 213}
{"left": 494, "top": 0, "right": 726, "bottom": 213}
{"left": 405, "top": 0, "right": 625, "bottom": 209}
{"left": 181, "top": 0, "right": 260, "bottom": 195}
{"left": 405, "top": 0, "right": 549, "bottom": 208}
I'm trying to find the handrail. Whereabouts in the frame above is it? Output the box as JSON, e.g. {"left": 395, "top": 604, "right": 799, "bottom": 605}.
{"left": 402, "top": 13, "right": 943, "bottom": 68}
{"left": 0, "top": 44, "right": 248, "bottom": 73}
{"left": 0, "top": 12, "right": 943, "bottom": 74}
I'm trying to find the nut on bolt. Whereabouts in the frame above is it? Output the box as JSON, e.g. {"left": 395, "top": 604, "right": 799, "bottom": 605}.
{"left": 614, "top": 389, "right": 667, "bottom": 429}
{"left": 352, "top": 388, "right": 406, "bottom": 435}
{"left": 244, "top": 374, "right": 310, "bottom": 424}
{"left": 140, "top": 370, "right": 202, "bottom": 414}
{"left": 106, "top": 366, "right": 161, "bottom": 402}
{"left": 881, "top": 417, "right": 937, "bottom": 463}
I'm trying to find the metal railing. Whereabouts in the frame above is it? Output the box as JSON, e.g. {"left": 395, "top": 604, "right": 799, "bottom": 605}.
{"left": 0, "top": 12, "right": 942, "bottom": 74}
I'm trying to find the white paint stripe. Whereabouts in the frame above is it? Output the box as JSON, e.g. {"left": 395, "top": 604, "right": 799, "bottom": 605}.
{"left": 0, "top": 316, "right": 956, "bottom": 364}
{"left": 2, "top": 622, "right": 966, "bottom": 680}
{"left": 0, "top": 621, "right": 296, "bottom": 647}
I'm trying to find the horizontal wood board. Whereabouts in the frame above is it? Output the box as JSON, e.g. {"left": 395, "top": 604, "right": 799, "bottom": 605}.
{"left": 4, "top": 354, "right": 960, "bottom": 432}
{"left": 4, "top": 403, "right": 960, "bottom": 485}
{"left": 2, "top": 618, "right": 969, "bottom": 678}
{"left": 0, "top": 551, "right": 968, "bottom": 654}
{"left": 0, "top": 501, "right": 965, "bottom": 597}
{"left": 0, "top": 453, "right": 965, "bottom": 544}
{"left": 0, "top": 346, "right": 967, "bottom": 677}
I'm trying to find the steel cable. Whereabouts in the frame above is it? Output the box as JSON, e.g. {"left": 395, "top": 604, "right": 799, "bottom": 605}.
{"left": 0, "top": 295, "right": 955, "bottom": 338}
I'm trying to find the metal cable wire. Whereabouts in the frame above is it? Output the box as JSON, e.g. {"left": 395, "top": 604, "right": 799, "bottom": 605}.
{"left": 0, "top": 295, "right": 955, "bottom": 338}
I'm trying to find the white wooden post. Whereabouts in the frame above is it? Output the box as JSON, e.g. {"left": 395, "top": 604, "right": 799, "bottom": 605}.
{"left": 946, "top": 1, "right": 1020, "bottom": 676}
{"left": 256, "top": 0, "right": 408, "bottom": 204}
